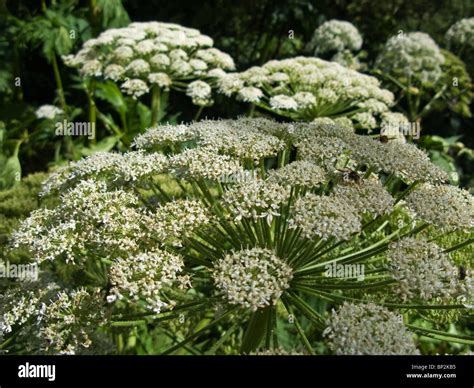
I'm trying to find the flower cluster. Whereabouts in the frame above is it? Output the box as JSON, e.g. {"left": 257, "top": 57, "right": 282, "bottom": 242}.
{"left": 332, "top": 176, "right": 394, "bottom": 216}
{"left": 267, "top": 161, "right": 326, "bottom": 189}
{"left": 12, "top": 180, "right": 154, "bottom": 264}
{"left": 37, "top": 288, "right": 108, "bottom": 354}
{"left": 387, "top": 238, "right": 465, "bottom": 302}
{"left": 213, "top": 247, "right": 293, "bottom": 311}
{"left": 6, "top": 118, "right": 473, "bottom": 355}
{"left": 223, "top": 178, "right": 291, "bottom": 223}
{"left": 152, "top": 199, "right": 212, "bottom": 247}
{"left": 446, "top": 18, "right": 474, "bottom": 52}
{"left": 40, "top": 151, "right": 168, "bottom": 195}
{"left": 324, "top": 302, "right": 420, "bottom": 355}
{"left": 405, "top": 183, "right": 474, "bottom": 231}
{"left": 35, "top": 105, "right": 64, "bottom": 120}
{"left": 108, "top": 250, "right": 189, "bottom": 313}
{"left": 1, "top": 278, "right": 110, "bottom": 354}
{"left": 63, "top": 22, "right": 235, "bottom": 104}
{"left": 217, "top": 57, "right": 394, "bottom": 129}
{"left": 375, "top": 32, "right": 445, "bottom": 86}
{"left": 291, "top": 193, "right": 362, "bottom": 241}
{"left": 307, "top": 19, "right": 363, "bottom": 56}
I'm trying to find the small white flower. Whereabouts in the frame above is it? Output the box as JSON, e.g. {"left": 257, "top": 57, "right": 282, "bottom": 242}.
{"left": 270, "top": 95, "right": 298, "bottom": 110}
{"left": 35, "top": 105, "right": 63, "bottom": 120}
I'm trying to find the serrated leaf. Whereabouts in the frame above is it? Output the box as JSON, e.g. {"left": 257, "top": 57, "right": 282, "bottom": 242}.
{"left": 95, "top": 81, "right": 128, "bottom": 115}
{"left": 79, "top": 135, "right": 120, "bottom": 156}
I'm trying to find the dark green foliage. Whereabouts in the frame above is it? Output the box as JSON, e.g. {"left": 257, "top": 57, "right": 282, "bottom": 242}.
{"left": 0, "top": 172, "right": 49, "bottom": 262}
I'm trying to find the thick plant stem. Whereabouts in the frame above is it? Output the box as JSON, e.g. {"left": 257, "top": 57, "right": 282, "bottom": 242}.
{"left": 51, "top": 54, "right": 68, "bottom": 114}
{"left": 194, "top": 105, "right": 204, "bottom": 122}
{"left": 52, "top": 53, "right": 74, "bottom": 158}
{"left": 88, "top": 80, "right": 97, "bottom": 144}
{"left": 150, "top": 85, "right": 161, "bottom": 127}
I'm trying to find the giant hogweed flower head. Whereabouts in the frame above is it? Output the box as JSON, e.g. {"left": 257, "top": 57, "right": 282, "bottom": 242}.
{"left": 446, "top": 18, "right": 474, "bottom": 52}
{"left": 1, "top": 279, "right": 110, "bottom": 355}
{"left": 170, "top": 147, "right": 243, "bottom": 181}
{"left": 132, "top": 123, "right": 196, "bottom": 150}
{"left": 307, "top": 20, "right": 363, "bottom": 56}
{"left": 152, "top": 199, "right": 212, "bottom": 247}
{"left": 63, "top": 22, "right": 235, "bottom": 104}
{"left": 267, "top": 161, "right": 326, "bottom": 189}
{"left": 35, "top": 105, "right": 64, "bottom": 120}
{"left": 375, "top": 32, "right": 445, "bottom": 86}
{"left": 8, "top": 118, "right": 474, "bottom": 355}
{"left": 193, "top": 119, "right": 287, "bottom": 163}
{"left": 333, "top": 176, "right": 394, "bottom": 217}
{"left": 217, "top": 57, "right": 394, "bottom": 130}
{"left": 324, "top": 302, "right": 420, "bottom": 355}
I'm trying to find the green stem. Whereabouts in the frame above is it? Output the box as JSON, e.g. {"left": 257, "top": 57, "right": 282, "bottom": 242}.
{"left": 194, "top": 105, "right": 204, "bottom": 122}
{"left": 51, "top": 53, "right": 75, "bottom": 157}
{"left": 162, "top": 308, "right": 236, "bottom": 355}
{"left": 150, "top": 85, "right": 161, "bottom": 127}
{"left": 88, "top": 79, "right": 97, "bottom": 144}
{"left": 282, "top": 299, "right": 314, "bottom": 354}
{"left": 443, "top": 238, "right": 473, "bottom": 254}
{"left": 51, "top": 54, "right": 68, "bottom": 114}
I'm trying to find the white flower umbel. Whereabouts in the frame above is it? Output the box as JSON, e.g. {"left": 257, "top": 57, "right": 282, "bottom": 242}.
{"left": 290, "top": 193, "right": 362, "bottom": 241}
{"left": 38, "top": 288, "right": 107, "bottom": 354}
{"left": 186, "top": 80, "right": 213, "bottom": 106}
{"left": 375, "top": 32, "right": 445, "bottom": 85}
{"left": 108, "top": 249, "right": 188, "bottom": 313}
{"left": 152, "top": 199, "right": 212, "bottom": 247}
{"left": 12, "top": 180, "right": 155, "bottom": 265}
{"left": 387, "top": 238, "right": 461, "bottom": 301}
{"left": 213, "top": 247, "right": 293, "bottom": 311}
{"left": 223, "top": 178, "right": 291, "bottom": 222}
{"left": 333, "top": 176, "right": 394, "bottom": 217}
{"left": 405, "top": 183, "right": 474, "bottom": 231}
{"left": 348, "top": 135, "right": 448, "bottom": 183}
{"left": 170, "top": 147, "right": 243, "bottom": 181}
{"left": 63, "top": 22, "right": 235, "bottom": 105}
{"left": 35, "top": 105, "right": 64, "bottom": 120}
{"left": 193, "top": 119, "right": 286, "bottom": 162}
{"left": 446, "top": 18, "right": 474, "bottom": 52}
{"left": 324, "top": 302, "right": 419, "bottom": 355}
{"left": 218, "top": 57, "right": 394, "bottom": 129}
{"left": 40, "top": 151, "right": 168, "bottom": 195}
{"left": 267, "top": 161, "right": 326, "bottom": 189}
{"left": 307, "top": 20, "right": 363, "bottom": 56}
{"left": 133, "top": 123, "right": 196, "bottom": 149}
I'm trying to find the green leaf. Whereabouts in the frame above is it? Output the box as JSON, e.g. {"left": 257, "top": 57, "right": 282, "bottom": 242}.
{"left": 240, "top": 306, "right": 272, "bottom": 354}
{"left": 54, "top": 26, "right": 73, "bottom": 56}
{"left": 79, "top": 136, "right": 120, "bottom": 156}
{"left": 95, "top": 81, "right": 128, "bottom": 115}
{"left": 0, "top": 153, "right": 21, "bottom": 190}
{"left": 136, "top": 102, "right": 151, "bottom": 130}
